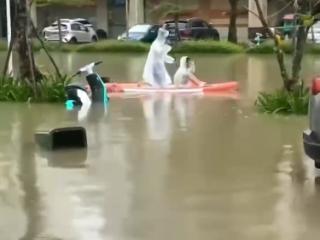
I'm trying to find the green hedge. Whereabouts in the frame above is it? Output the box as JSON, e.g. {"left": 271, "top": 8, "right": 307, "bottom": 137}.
{"left": 2, "top": 39, "right": 320, "bottom": 54}
{"left": 172, "top": 40, "right": 245, "bottom": 54}
{"left": 0, "top": 40, "right": 244, "bottom": 54}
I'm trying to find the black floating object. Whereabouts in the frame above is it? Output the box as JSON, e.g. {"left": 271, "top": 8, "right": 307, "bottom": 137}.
{"left": 35, "top": 126, "right": 87, "bottom": 150}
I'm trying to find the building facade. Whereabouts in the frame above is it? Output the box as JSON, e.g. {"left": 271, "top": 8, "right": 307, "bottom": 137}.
{"left": 0, "top": 0, "right": 291, "bottom": 40}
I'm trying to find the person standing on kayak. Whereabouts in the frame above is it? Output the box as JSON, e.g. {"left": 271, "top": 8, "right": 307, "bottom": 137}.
{"left": 174, "top": 56, "right": 206, "bottom": 87}
{"left": 142, "top": 26, "right": 175, "bottom": 87}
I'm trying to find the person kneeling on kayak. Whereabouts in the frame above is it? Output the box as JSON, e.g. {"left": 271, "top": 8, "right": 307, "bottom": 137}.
{"left": 174, "top": 56, "right": 206, "bottom": 87}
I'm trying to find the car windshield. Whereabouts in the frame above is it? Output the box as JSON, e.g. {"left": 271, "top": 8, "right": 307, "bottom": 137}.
{"left": 123, "top": 25, "right": 151, "bottom": 39}
{"left": 129, "top": 25, "right": 151, "bottom": 33}
{"left": 77, "top": 20, "right": 91, "bottom": 25}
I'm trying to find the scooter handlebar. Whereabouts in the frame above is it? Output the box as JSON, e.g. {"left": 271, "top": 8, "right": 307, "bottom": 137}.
{"left": 71, "top": 61, "right": 103, "bottom": 78}
{"left": 71, "top": 70, "right": 81, "bottom": 78}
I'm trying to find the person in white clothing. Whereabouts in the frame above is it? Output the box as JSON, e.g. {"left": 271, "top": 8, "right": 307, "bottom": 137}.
{"left": 142, "top": 27, "right": 175, "bottom": 87}
{"left": 174, "top": 56, "right": 206, "bottom": 87}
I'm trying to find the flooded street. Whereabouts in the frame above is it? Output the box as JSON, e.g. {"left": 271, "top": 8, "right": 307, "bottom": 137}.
{"left": 0, "top": 53, "right": 319, "bottom": 240}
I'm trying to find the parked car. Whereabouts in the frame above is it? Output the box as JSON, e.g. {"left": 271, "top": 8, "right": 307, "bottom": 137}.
{"left": 308, "top": 21, "right": 320, "bottom": 43}
{"left": 164, "top": 18, "right": 220, "bottom": 42}
{"left": 303, "top": 76, "right": 320, "bottom": 168}
{"left": 43, "top": 19, "right": 98, "bottom": 43}
{"left": 73, "top": 18, "right": 108, "bottom": 39}
{"left": 117, "top": 24, "right": 160, "bottom": 43}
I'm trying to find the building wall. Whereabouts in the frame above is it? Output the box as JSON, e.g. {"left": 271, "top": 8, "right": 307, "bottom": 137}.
{"left": 36, "top": 1, "right": 126, "bottom": 38}
{"left": 36, "top": 6, "right": 97, "bottom": 31}
{"left": 0, "top": 0, "right": 288, "bottom": 40}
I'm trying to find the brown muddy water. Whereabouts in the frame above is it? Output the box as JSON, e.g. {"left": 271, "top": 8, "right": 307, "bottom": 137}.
{"left": 0, "top": 53, "right": 320, "bottom": 240}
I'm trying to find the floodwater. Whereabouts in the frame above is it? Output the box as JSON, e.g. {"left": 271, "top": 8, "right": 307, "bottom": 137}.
{"left": 0, "top": 52, "right": 320, "bottom": 240}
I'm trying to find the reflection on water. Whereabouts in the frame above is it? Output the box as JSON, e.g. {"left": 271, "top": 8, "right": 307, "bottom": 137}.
{"left": 1, "top": 53, "right": 320, "bottom": 239}
{"left": 142, "top": 94, "right": 173, "bottom": 141}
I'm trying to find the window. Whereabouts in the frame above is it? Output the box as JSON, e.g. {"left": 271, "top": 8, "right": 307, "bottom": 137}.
{"left": 191, "top": 21, "right": 205, "bottom": 28}
{"left": 78, "top": 20, "right": 90, "bottom": 25}
{"left": 71, "top": 23, "right": 81, "bottom": 31}
{"left": 149, "top": 25, "right": 160, "bottom": 33}
{"left": 51, "top": 24, "right": 68, "bottom": 30}
{"left": 114, "top": 0, "right": 125, "bottom": 6}
{"left": 80, "top": 25, "right": 87, "bottom": 31}
{"left": 165, "top": 22, "right": 188, "bottom": 30}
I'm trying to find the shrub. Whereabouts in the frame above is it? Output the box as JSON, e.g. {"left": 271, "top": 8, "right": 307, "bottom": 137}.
{"left": 0, "top": 74, "right": 71, "bottom": 102}
{"left": 255, "top": 84, "right": 309, "bottom": 115}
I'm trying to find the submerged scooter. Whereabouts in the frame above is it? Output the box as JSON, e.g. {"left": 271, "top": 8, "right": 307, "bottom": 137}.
{"left": 65, "top": 61, "right": 109, "bottom": 110}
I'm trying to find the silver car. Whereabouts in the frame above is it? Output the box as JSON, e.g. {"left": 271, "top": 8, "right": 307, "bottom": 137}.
{"left": 303, "top": 77, "right": 320, "bottom": 168}
{"left": 43, "top": 19, "right": 98, "bottom": 43}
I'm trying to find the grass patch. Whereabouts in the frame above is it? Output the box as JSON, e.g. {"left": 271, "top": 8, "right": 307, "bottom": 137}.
{"left": 255, "top": 85, "right": 309, "bottom": 115}
{"left": 306, "top": 43, "right": 320, "bottom": 54}
{"left": 0, "top": 40, "right": 7, "bottom": 51}
{"left": 173, "top": 40, "right": 245, "bottom": 54}
{"left": 0, "top": 74, "right": 71, "bottom": 102}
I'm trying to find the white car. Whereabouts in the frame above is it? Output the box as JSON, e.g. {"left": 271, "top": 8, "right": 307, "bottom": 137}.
{"left": 308, "top": 21, "right": 320, "bottom": 43}
{"left": 43, "top": 19, "right": 98, "bottom": 44}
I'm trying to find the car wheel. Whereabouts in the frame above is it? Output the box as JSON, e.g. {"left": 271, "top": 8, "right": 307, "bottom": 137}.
{"left": 69, "top": 37, "right": 77, "bottom": 44}
{"left": 315, "top": 161, "right": 320, "bottom": 169}
{"left": 92, "top": 36, "right": 98, "bottom": 42}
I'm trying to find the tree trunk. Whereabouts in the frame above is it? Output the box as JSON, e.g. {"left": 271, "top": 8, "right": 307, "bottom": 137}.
{"left": 291, "top": 1, "right": 309, "bottom": 88}
{"left": 291, "top": 26, "right": 307, "bottom": 85}
{"left": 253, "top": 0, "right": 290, "bottom": 89}
{"left": 228, "top": 0, "right": 238, "bottom": 43}
{"left": 14, "top": 0, "right": 39, "bottom": 83}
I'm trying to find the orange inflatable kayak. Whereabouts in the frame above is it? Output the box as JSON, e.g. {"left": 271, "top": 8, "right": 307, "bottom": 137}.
{"left": 105, "top": 81, "right": 239, "bottom": 94}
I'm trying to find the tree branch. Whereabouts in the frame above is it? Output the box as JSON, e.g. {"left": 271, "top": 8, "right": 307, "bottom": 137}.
{"left": 28, "top": 16, "right": 62, "bottom": 79}
{"left": 252, "top": 0, "right": 290, "bottom": 88}
{"left": 2, "top": 25, "right": 16, "bottom": 78}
